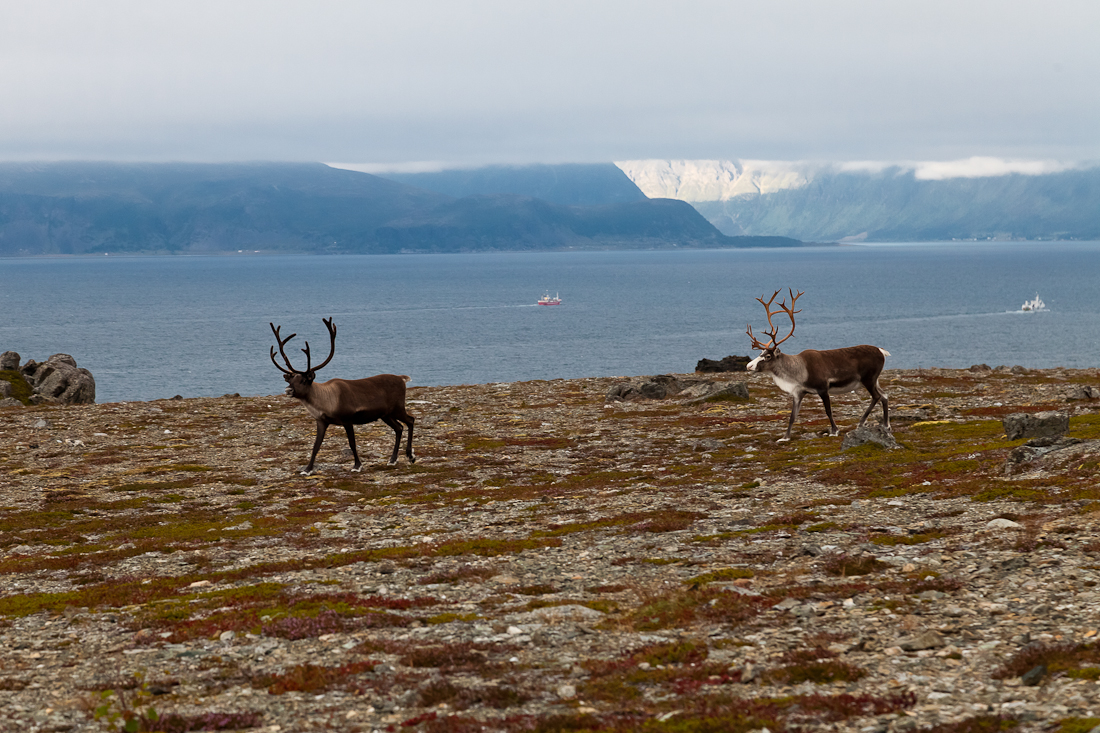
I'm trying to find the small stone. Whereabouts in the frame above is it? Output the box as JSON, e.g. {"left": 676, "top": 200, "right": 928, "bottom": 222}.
{"left": 556, "top": 684, "right": 576, "bottom": 699}
{"left": 219, "top": 630, "right": 236, "bottom": 642}
{"left": 987, "top": 518, "right": 1023, "bottom": 529}
{"left": 897, "top": 630, "right": 946, "bottom": 651}
{"left": 1021, "top": 664, "right": 1046, "bottom": 686}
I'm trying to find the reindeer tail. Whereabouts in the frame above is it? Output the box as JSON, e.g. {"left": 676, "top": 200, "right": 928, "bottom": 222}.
{"left": 879, "top": 348, "right": 891, "bottom": 358}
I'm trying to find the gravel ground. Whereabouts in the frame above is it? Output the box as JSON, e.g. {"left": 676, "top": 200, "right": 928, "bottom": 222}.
{"left": 2, "top": 366, "right": 1100, "bottom": 733}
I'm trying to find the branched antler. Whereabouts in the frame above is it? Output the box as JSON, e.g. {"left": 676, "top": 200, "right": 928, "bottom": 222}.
{"left": 269, "top": 324, "right": 298, "bottom": 374}
{"left": 746, "top": 288, "right": 804, "bottom": 351}
{"left": 270, "top": 318, "right": 337, "bottom": 376}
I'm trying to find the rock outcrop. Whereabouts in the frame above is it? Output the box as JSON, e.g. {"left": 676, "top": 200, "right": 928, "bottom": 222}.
{"left": 1002, "top": 410, "right": 1069, "bottom": 441}
{"left": 1, "top": 352, "right": 96, "bottom": 405}
{"left": 695, "top": 355, "right": 750, "bottom": 373}
{"left": 606, "top": 375, "right": 748, "bottom": 404}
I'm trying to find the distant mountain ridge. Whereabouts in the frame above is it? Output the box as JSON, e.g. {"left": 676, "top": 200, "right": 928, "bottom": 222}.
{"left": 368, "top": 163, "right": 648, "bottom": 206}
{"left": 0, "top": 162, "right": 802, "bottom": 255}
{"left": 616, "top": 159, "right": 1100, "bottom": 241}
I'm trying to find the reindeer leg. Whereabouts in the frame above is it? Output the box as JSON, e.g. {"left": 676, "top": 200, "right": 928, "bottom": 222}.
{"left": 304, "top": 420, "right": 329, "bottom": 475}
{"left": 382, "top": 417, "right": 403, "bottom": 465}
{"left": 818, "top": 391, "right": 840, "bottom": 436}
{"left": 859, "top": 379, "right": 890, "bottom": 430}
{"left": 343, "top": 423, "right": 363, "bottom": 472}
{"left": 402, "top": 412, "right": 416, "bottom": 463}
{"left": 780, "top": 393, "right": 803, "bottom": 442}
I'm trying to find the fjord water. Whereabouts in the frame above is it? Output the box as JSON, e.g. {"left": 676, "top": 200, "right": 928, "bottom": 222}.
{"left": 1, "top": 242, "right": 1098, "bottom": 403}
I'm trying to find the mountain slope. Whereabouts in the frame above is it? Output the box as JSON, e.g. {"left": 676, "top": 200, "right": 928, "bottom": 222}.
{"left": 373, "top": 163, "right": 647, "bottom": 206}
{"left": 0, "top": 162, "right": 802, "bottom": 255}
{"left": 617, "top": 160, "right": 1100, "bottom": 242}
{"left": 0, "top": 162, "right": 450, "bottom": 254}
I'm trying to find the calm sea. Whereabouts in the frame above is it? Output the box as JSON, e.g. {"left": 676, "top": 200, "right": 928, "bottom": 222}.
{"left": 1, "top": 242, "right": 1098, "bottom": 403}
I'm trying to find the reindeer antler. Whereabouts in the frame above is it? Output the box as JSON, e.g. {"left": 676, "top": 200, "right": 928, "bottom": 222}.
{"left": 307, "top": 317, "right": 337, "bottom": 373}
{"left": 270, "top": 323, "right": 299, "bottom": 374}
{"left": 271, "top": 318, "right": 337, "bottom": 376}
{"left": 746, "top": 289, "right": 804, "bottom": 351}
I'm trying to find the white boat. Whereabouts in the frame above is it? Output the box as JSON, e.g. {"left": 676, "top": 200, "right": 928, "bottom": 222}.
{"left": 1021, "top": 293, "right": 1046, "bottom": 312}
{"left": 538, "top": 292, "right": 562, "bottom": 306}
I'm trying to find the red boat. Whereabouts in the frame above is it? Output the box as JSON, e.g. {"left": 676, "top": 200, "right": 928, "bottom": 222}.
{"left": 538, "top": 292, "right": 562, "bottom": 306}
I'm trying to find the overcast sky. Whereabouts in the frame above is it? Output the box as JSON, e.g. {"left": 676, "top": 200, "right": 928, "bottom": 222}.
{"left": 1, "top": 1, "right": 1097, "bottom": 168}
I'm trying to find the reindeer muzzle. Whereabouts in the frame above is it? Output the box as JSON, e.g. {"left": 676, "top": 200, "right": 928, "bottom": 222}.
{"left": 284, "top": 386, "right": 294, "bottom": 396}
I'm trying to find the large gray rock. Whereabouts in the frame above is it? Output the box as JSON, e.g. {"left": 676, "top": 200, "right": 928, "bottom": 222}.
{"left": 0, "top": 351, "right": 19, "bottom": 370}
{"left": 842, "top": 425, "right": 899, "bottom": 450}
{"left": 1003, "top": 411, "right": 1069, "bottom": 441}
{"left": 606, "top": 375, "right": 750, "bottom": 404}
{"left": 20, "top": 353, "right": 96, "bottom": 405}
{"left": 607, "top": 375, "right": 684, "bottom": 402}
{"left": 1067, "top": 385, "right": 1100, "bottom": 401}
{"left": 683, "top": 382, "right": 750, "bottom": 405}
{"left": 695, "top": 355, "right": 750, "bottom": 373}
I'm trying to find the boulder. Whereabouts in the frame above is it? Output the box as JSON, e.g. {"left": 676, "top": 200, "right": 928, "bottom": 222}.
{"left": 20, "top": 353, "right": 96, "bottom": 405}
{"left": 1067, "top": 385, "right": 1100, "bottom": 401}
{"left": 0, "top": 351, "right": 20, "bottom": 370}
{"left": 1003, "top": 411, "right": 1069, "bottom": 441}
{"left": 683, "top": 382, "right": 750, "bottom": 405}
{"left": 607, "top": 376, "right": 749, "bottom": 404}
{"left": 695, "top": 355, "right": 750, "bottom": 373}
{"left": 841, "top": 425, "right": 899, "bottom": 450}
{"left": 607, "top": 375, "right": 684, "bottom": 402}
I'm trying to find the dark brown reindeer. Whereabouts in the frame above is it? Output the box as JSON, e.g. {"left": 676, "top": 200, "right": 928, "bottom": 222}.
{"left": 746, "top": 289, "right": 890, "bottom": 442}
{"left": 270, "top": 317, "right": 415, "bottom": 474}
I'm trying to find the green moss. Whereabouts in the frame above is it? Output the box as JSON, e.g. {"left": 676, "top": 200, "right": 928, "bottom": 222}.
{"left": 0, "top": 370, "right": 33, "bottom": 405}
{"left": 425, "top": 612, "right": 480, "bottom": 625}
{"left": 109, "top": 479, "right": 197, "bottom": 493}
{"left": 463, "top": 438, "right": 507, "bottom": 451}
{"left": 525, "top": 598, "right": 619, "bottom": 614}
{"left": 684, "top": 567, "right": 754, "bottom": 585}
{"left": 765, "top": 659, "right": 866, "bottom": 685}
{"left": 871, "top": 530, "right": 951, "bottom": 546}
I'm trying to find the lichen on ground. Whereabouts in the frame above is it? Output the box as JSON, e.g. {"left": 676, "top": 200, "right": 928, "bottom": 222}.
{"left": 1, "top": 367, "right": 1100, "bottom": 731}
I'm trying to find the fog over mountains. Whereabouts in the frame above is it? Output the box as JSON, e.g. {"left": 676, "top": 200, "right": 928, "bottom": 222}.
{"left": 616, "top": 159, "right": 1100, "bottom": 242}
{"left": 3, "top": 158, "right": 1095, "bottom": 255}
{"left": 0, "top": 162, "right": 799, "bottom": 256}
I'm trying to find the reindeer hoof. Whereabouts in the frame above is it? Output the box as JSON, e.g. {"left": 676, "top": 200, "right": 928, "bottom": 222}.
{"left": 408, "top": 455, "right": 416, "bottom": 464}
{"left": 300, "top": 469, "right": 314, "bottom": 476}
{"left": 351, "top": 466, "right": 362, "bottom": 473}
{"left": 777, "top": 437, "right": 791, "bottom": 443}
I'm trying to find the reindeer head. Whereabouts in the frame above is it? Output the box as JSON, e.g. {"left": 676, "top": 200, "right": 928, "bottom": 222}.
{"left": 269, "top": 318, "right": 337, "bottom": 396}
{"left": 746, "top": 289, "right": 803, "bottom": 370}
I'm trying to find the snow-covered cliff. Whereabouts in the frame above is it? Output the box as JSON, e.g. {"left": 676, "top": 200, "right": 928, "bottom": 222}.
{"left": 614, "top": 159, "right": 815, "bottom": 202}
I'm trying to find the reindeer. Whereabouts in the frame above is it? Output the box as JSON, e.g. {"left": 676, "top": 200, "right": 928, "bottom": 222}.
{"left": 746, "top": 289, "right": 890, "bottom": 442}
{"left": 269, "top": 317, "right": 415, "bottom": 474}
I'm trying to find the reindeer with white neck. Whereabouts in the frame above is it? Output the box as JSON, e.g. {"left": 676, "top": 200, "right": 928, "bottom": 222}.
{"left": 746, "top": 289, "right": 891, "bottom": 442}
